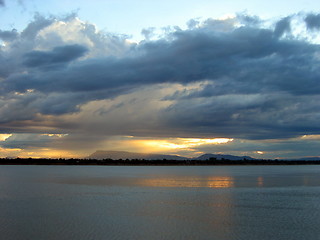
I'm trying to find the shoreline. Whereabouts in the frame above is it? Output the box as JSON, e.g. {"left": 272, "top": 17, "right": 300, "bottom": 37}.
{"left": 1, "top": 158, "right": 320, "bottom": 166}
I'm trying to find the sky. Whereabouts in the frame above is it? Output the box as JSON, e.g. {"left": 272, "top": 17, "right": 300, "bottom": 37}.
{"left": 0, "top": 0, "right": 320, "bottom": 159}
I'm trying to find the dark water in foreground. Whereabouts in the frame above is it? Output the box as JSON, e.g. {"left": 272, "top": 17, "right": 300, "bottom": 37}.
{"left": 1, "top": 165, "right": 320, "bottom": 240}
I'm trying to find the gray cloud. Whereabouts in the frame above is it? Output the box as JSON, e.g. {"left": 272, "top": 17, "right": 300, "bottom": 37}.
{"left": 1, "top": 134, "right": 54, "bottom": 149}
{"left": 7, "top": 24, "right": 319, "bottom": 94}
{"left": 236, "top": 13, "right": 261, "bottom": 26}
{"left": 161, "top": 93, "right": 320, "bottom": 140}
{"left": 274, "top": 16, "right": 291, "bottom": 37}
{"left": 0, "top": 29, "right": 18, "bottom": 41}
{"left": 1, "top": 13, "right": 320, "bottom": 142}
{"left": 20, "top": 13, "right": 55, "bottom": 40}
{"left": 305, "top": 13, "right": 320, "bottom": 30}
{"left": 141, "top": 27, "right": 156, "bottom": 40}
{"left": 194, "top": 137, "right": 320, "bottom": 159}
{"left": 23, "top": 44, "right": 88, "bottom": 68}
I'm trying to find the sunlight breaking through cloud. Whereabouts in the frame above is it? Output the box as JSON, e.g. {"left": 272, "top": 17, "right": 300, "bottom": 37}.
{"left": 1, "top": 9, "right": 320, "bottom": 159}
{"left": 0, "top": 134, "right": 12, "bottom": 141}
{"left": 141, "top": 138, "right": 234, "bottom": 150}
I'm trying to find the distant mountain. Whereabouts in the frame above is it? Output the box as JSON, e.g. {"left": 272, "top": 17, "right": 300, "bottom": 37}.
{"left": 87, "top": 150, "right": 257, "bottom": 161}
{"left": 196, "top": 153, "right": 256, "bottom": 161}
{"left": 87, "top": 150, "right": 188, "bottom": 160}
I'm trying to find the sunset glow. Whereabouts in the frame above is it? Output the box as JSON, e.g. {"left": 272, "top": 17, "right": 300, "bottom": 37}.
{"left": 0, "top": 0, "right": 319, "bottom": 159}
{"left": 135, "top": 138, "right": 234, "bottom": 153}
{"left": 0, "top": 134, "right": 12, "bottom": 141}
{"left": 2, "top": 2, "right": 320, "bottom": 240}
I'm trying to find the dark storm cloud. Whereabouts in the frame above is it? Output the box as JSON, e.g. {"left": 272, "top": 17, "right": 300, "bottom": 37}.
{"left": 23, "top": 44, "right": 88, "bottom": 68}
{"left": 1, "top": 13, "right": 320, "bottom": 140}
{"left": 160, "top": 93, "right": 320, "bottom": 139}
{"left": 0, "top": 133, "right": 70, "bottom": 150}
{"left": 0, "top": 134, "right": 52, "bottom": 149}
{"left": 7, "top": 24, "right": 319, "bottom": 95}
{"left": 305, "top": 13, "right": 320, "bottom": 30}
{"left": 194, "top": 137, "right": 320, "bottom": 159}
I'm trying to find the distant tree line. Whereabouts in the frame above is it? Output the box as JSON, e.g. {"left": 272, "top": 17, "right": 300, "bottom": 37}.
{"left": 0, "top": 157, "right": 320, "bottom": 165}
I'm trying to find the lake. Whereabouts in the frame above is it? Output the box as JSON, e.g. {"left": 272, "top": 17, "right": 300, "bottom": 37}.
{"left": 0, "top": 165, "right": 320, "bottom": 240}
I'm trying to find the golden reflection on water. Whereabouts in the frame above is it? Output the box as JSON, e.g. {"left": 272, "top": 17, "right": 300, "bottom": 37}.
{"left": 257, "top": 176, "right": 264, "bottom": 187}
{"left": 207, "top": 177, "right": 234, "bottom": 188}
{"left": 138, "top": 176, "right": 234, "bottom": 188}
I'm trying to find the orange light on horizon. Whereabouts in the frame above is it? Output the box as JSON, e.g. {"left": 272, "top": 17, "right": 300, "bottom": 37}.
{"left": 137, "top": 138, "right": 234, "bottom": 151}
{"left": 5, "top": 149, "right": 79, "bottom": 159}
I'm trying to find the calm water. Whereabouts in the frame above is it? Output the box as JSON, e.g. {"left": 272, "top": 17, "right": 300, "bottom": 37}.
{"left": 1, "top": 165, "right": 320, "bottom": 240}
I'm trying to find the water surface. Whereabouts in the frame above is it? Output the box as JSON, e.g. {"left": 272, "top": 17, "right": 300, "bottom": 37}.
{"left": 0, "top": 165, "right": 320, "bottom": 240}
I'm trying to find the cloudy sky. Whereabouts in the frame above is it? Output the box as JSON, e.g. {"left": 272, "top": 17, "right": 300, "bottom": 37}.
{"left": 0, "top": 0, "right": 320, "bottom": 159}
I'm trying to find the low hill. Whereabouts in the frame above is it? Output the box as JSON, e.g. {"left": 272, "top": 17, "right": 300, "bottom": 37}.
{"left": 87, "top": 150, "right": 188, "bottom": 160}
{"left": 87, "top": 150, "right": 258, "bottom": 161}
{"left": 196, "top": 153, "right": 256, "bottom": 161}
